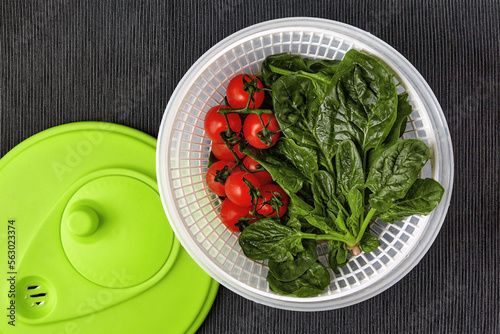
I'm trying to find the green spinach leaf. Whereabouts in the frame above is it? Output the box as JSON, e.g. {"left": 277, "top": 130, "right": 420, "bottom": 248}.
{"left": 272, "top": 74, "right": 334, "bottom": 172}
{"left": 328, "top": 240, "right": 349, "bottom": 274}
{"left": 335, "top": 140, "right": 364, "bottom": 195}
{"left": 261, "top": 53, "right": 313, "bottom": 87}
{"left": 244, "top": 145, "right": 307, "bottom": 194}
{"left": 384, "top": 93, "right": 413, "bottom": 146}
{"left": 311, "top": 170, "right": 338, "bottom": 214}
{"left": 321, "top": 49, "right": 398, "bottom": 155}
{"left": 378, "top": 178, "right": 445, "bottom": 223}
{"left": 261, "top": 53, "right": 340, "bottom": 88}
{"left": 268, "top": 239, "right": 318, "bottom": 282}
{"left": 305, "top": 58, "right": 341, "bottom": 75}
{"left": 273, "top": 138, "right": 319, "bottom": 182}
{"left": 238, "top": 218, "right": 306, "bottom": 262}
{"left": 366, "top": 139, "right": 430, "bottom": 212}
{"left": 358, "top": 231, "right": 381, "bottom": 253}
{"left": 346, "top": 188, "right": 363, "bottom": 237}
{"left": 286, "top": 191, "right": 344, "bottom": 237}
{"left": 267, "top": 261, "right": 331, "bottom": 297}
{"left": 367, "top": 92, "right": 413, "bottom": 166}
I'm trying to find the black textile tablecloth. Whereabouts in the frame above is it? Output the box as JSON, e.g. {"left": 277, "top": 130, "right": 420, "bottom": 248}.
{"left": 1, "top": 1, "right": 498, "bottom": 333}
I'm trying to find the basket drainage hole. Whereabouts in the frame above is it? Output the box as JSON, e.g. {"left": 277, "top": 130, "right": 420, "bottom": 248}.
{"left": 27, "top": 285, "right": 40, "bottom": 290}
{"left": 32, "top": 301, "right": 45, "bottom": 307}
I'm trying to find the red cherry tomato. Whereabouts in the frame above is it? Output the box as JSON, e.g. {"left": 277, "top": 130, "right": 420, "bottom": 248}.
{"left": 225, "top": 171, "right": 261, "bottom": 207}
{"left": 243, "top": 156, "right": 273, "bottom": 185}
{"left": 256, "top": 184, "right": 289, "bottom": 218}
{"left": 206, "top": 160, "right": 241, "bottom": 197}
{"left": 226, "top": 74, "right": 265, "bottom": 109}
{"left": 211, "top": 141, "right": 246, "bottom": 161}
{"left": 243, "top": 113, "right": 280, "bottom": 149}
{"left": 204, "top": 105, "right": 241, "bottom": 142}
{"left": 220, "top": 198, "right": 253, "bottom": 232}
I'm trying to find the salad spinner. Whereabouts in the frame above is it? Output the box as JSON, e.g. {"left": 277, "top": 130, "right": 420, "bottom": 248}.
{"left": 156, "top": 18, "right": 454, "bottom": 311}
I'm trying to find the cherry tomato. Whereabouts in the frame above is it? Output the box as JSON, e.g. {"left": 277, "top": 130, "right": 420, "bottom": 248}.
{"left": 243, "top": 113, "right": 280, "bottom": 149}
{"left": 204, "top": 105, "right": 241, "bottom": 142}
{"left": 211, "top": 141, "right": 246, "bottom": 161}
{"left": 243, "top": 156, "right": 273, "bottom": 185}
{"left": 206, "top": 160, "right": 241, "bottom": 197}
{"left": 225, "top": 171, "right": 261, "bottom": 207}
{"left": 256, "top": 184, "right": 289, "bottom": 217}
{"left": 220, "top": 198, "right": 253, "bottom": 232}
{"left": 226, "top": 74, "right": 265, "bottom": 109}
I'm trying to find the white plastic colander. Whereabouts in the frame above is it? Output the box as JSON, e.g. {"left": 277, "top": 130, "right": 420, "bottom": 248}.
{"left": 156, "top": 18, "right": 454, "bottom": 311}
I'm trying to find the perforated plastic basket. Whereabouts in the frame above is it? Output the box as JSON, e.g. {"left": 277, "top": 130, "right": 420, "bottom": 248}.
{"left": 156, "top": 18, "right": 454, "bottom": 311}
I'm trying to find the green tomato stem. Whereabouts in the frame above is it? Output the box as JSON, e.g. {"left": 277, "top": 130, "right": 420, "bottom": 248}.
{"left": 217, "top": 108, "right": 273, "bottom": 116}
{"left": 219, "top": 134, "right": 245, "bottom": 167}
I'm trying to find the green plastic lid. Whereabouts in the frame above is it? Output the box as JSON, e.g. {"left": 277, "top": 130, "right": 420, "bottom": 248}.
{"left": 0, "top": 122, "right": 218, "bottom": 334}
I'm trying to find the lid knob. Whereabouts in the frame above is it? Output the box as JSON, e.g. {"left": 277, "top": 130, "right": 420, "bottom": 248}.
{"left": 67, "top": 206, "right": 100, "bottom": 237}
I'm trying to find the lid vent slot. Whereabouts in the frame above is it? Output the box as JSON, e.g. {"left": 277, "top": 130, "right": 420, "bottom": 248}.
{"left": 29, "top": 292, "right": 47, "bottom": 298}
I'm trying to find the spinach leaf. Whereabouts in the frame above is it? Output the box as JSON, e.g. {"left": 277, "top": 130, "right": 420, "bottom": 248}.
{"left": 261, "top": 53, "right": 312, "bottom": 87}
{"left": 335, "top": 140, "right": 364, "bottom": 195}
{"left": 328, "top": 240, "right": 349, "bottom": 274}
{"left": 244, "top": 145, "right": 307, "bottom": 194}
{"left": 367, "top": 92, "right": 413, "bottom": 166}
{"left": 238, "top": 218, "right": 306, "bottom": 262}
{"left": 384, "top": 93, "right": 413, "bottom": 146}
{"left": 273, "top": 138, "right": 319, "bottom": 182}
{"left": 333, "top": 141, "right": 365, "bottom": 236}
{"left": 358, "top": 231, "right": 381, "bottom": 253}
{"left": 261, "top": 53, "right": 340, "bottom": 88}
{"left": 346, "top": 188, "right": 363, "bottom": 237}
{"left": 311, "top": 170, "right": 363, "bottom": 239}
{"left": 286, "top": 191, "right": 317, "bottom": 216}
{"left": 269, "top": 65, "right": 332, "bottom": 89}
{"left": 244, "top": 137, "right": 318, "bottom": 194}
{"left": 366, "top": 139, "right": 430, "bottom": 212}
{"left": 287, "top": 191, "right": 335, "bottom": 233}
{"left": 267, "top": 261, "right": 331, "bottom": 297}
{"left": 311, "top": 170, "right": 338, "bottom": 214}
{"left": 285, "top": 215, "right": 325, "bottom": 237}
{"left": 378, "top": 178, "right": 445, "bottom": 223}
{"left": 285, "top": 215, "right": 310, "bottom": 231}
{"left": 271, "top": 74, "right": 322, "bottom": 150}
{"left": 312, "top": 170, "right": 363, "bottom": 235}
{"left": 305, "top": 58, "right": 341, "bottom": 75}
{"left": 334, "top": 210, "right": 349, "bottom": 234}
{"left": 271, "top": 75, "right": 334, "bottom": 172}
{"left": 268, "top": 239, "right": 318, "bottom": 281}
{"left": 305, "top": 214, "right": 337, "bottom": 235}
{"left": 321, "top": 49, "right": 398, "bottom": 155}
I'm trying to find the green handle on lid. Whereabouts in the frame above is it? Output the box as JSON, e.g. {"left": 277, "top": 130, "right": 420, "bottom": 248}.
{"left": 66, "top": 205, "right": 100, "bottom": 237}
